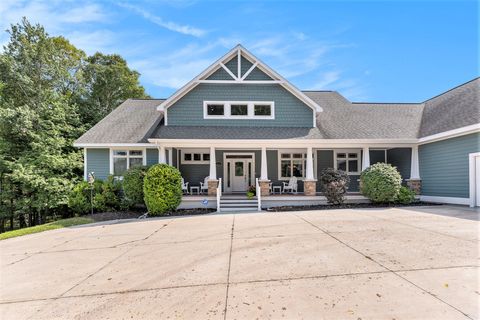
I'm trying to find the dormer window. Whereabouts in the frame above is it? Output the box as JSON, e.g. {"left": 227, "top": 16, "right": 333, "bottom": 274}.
{"left": 203, "top": 101, "right": 274, "bottom": 120}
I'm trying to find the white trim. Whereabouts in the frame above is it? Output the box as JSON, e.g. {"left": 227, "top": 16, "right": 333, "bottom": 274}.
{"left": 149, "top": 139, "right": 418, "bottom": 149}
{"left": 157, "top": 45, "right": 323, "bottom": 120}
{"left": 469, "top": 152, "right": 480, "bottom": 207}
{"left": 418, "top": 123, "right": 480, "bottom": 144}
{"left": 334, "top": 149, "right": 361, "bottom": 175}
{"left": 209, "top": 146, "right": 217, "bottom": 180}
{"left": 220, "top": 63, "right": 238, "bottom": 80}
{"left": 83, "top": 148, "right": 88, "bottom": 181}
{"left": 196, "top": 80, "right": 284, "bottom": 84}
{"left": 410, "top": 145, "right": 420, "bottom": 179}
{"left": 222, "top": 152, "right": 255, "bottom": 193}
{"left": 237, "top": 48, "right": 241, "bottom": 79}
{"left": 180, "top": 148, "right": 210, "bottom": 164}
{"left": 74, "top": 143, "right": 155, "bottom": 148}
{"left": 241, "top": 61, "right": 258, "bottom": 80}
{"left": 203, "top": 101, "right": 274, "bottom": 120}
{"left": 109, "top": 147, "right": 146, "bottom": 176}
{"left": 420, "top": 195, "right": 470, "bottom": 205}
{"left": 361, "top": 147, "right": 370, "bottom": 171}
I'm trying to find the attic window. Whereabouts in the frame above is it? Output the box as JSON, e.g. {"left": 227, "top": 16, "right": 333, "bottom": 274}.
{"left": 203, "top": 101, "right": 274, "bottom": 119}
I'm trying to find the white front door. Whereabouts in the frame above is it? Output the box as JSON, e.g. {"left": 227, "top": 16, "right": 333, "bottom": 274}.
{"left": 224, "top": 154, "right": 255, "bottom": 193}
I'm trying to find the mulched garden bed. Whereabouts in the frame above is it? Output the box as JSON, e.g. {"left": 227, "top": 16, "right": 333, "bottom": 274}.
{"left": 266, "top": 201, "right": 442, "bottom": 212}
{"left": 90, "top": 208, "right": 215, "bottom": 222}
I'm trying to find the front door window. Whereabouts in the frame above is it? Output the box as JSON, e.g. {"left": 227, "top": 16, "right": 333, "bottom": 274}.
{"left": 224, "top": 154, "right": 254, "bottom": 193}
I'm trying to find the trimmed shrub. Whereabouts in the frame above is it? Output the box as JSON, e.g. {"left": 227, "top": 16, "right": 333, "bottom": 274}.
{"left": 123, "top": 166, "right": 149, "bottom": 206}
{"left": 396, "top": 186, "right": 416, "bottom": 204}
{"left": 143, "top": 164, "right": 182, "bottom": 215}
{"left": 320, "top": 168, "right": 350, "bottom": 205}
{"left": 68, "top": 176, "right": 123, "bottom": 214}
{"left": 360, "top": 163, "right": 402, "bottom": 203}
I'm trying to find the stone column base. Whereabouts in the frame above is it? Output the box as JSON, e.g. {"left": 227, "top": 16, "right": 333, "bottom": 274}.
{"left": 303, "top": 180, "right": 317, "bottom": 196}
{"left": 259, "top": 180, "right": 271, "bottom": 196}
{"left": 207, "top": 179, "right": 219, "bottom": 196}
{"left": 406, "top": 179, "right": 421, "bottom": 195}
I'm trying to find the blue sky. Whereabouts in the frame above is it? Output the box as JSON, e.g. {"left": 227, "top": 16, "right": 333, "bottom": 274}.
{"left": 1, "top": 0, "right": 477, "bottom": 102}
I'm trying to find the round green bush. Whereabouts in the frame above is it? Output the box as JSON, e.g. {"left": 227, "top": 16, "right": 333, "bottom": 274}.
{"left": 143, "top": 164, "right": 182, "bottom": 215}
{"left": 320, "top": 168, "right": 350, "bottom": 205}
{"left": 396, "top": 186, "right": 416, "bottom": 204}
{"left": 360, "top": 163, "right": 402, "bottom": 203}
{"left": 68, "top": 177, "right": 123, "bottom": 214}
{"left": 123, "top": 166, "right": 149, "bottom": 206}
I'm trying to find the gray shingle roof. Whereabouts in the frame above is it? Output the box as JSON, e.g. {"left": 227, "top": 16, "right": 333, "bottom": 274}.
{"left": 419, "top": 78, "right": 479, "bottom": 137}
{"left": 74, "top": 78, "right": 478, "bottom": 144}
{"left": 304, "top": 91, "right": 424, "bottom": 139}
{"left": 151, "top": 126, "right": 325, "bottom": 140}
{"left": 74, "top": 99, "right": 164, "bottom": 144}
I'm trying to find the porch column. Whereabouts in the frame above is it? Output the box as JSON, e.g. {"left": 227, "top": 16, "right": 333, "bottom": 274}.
{"left": 407, "top": 145, "right": 422, "bottom": 194}
{"left": 304, "top": 146, "right": 317, "bottom": 196}
{"left": 362, "top": 147, "right": 370, "bottom": 171}
{"left": 158, "top": 145, "right": 166, "bottom": 164}
{"left": 167, "top": 148, "right": 173, "bottom": 165}
{"left": 259, "top": 147, "right": 271, "bottom": 196}
{"left": 208, "top": 146, "right": 218, "bottom": 195}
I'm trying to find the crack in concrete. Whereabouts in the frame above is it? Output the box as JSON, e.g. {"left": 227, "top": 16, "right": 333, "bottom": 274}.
{"left": 23, "top": 220, "right": 174, "bottom": 320}
{"left": 294, "top": 213, "right": 474, "bottom": 320}
{"left": 223, "top": 214, "right": 235, "bottom": 320}
{"left": 2, "top": 264, "right": 476, "bottom": 305}
{"left": 362, "top": 210, "right": 479, "bottom": 243}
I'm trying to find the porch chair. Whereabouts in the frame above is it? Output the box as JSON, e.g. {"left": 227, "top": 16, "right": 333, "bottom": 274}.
{"left": 181, "top": 178, "right": 189, "bottom": 194}
{"left": 282, "top": 176, "right": 298, "bottom": 194}
{"left": 200, "top": 176, "right": 210, "bottom": 194}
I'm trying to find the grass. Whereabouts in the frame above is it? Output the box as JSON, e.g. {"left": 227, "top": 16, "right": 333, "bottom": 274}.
{"left": 0, "top": 217, "right": 94, "bottom": 241}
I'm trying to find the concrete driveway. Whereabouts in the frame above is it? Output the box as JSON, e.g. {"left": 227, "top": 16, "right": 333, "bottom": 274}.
{"left": 1, "top": 206, "right": 478, "bottom": 319}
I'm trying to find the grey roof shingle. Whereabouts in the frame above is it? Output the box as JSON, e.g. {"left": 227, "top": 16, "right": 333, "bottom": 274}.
{"left": 419, "top": 78, "right": 479, "bottom": 137}
{"left": 74, "top": 99, "right": 164, "bottom": 144}
{"left": 304, "top": 91, "right": 424, "bottom": 139}
{"left": 74, "top": 78, "right": 479, "bottom": 144}
{"left": 151, "top": 126, "right": 325, "bottom": 140}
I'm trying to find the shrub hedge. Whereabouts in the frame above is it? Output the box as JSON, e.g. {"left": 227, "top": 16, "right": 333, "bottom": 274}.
{"left": 143, "top": 164, "right": 182, "bottom": 215}
{"left": 320, "top": 168, "right": 350, "bottom": 204}
{"left": 360, "top": 163, "right": 402, "bottom": 203}
{"left": 123, "top": 166, "right": 149, "bottom": 206}
{"left": 396, "top": 186, "right": 416, "bottom": 204}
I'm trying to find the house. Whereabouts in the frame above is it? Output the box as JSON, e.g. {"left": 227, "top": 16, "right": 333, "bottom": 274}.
{"left": 74, "top": 45, "right": 480, "bottom": 210}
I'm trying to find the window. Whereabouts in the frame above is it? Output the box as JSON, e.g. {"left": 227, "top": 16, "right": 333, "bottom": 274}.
{"left": 181, "top": 149, "right": 210, "bottom": 164}
{"left": 203, "top": 101, "right": 274, "bottom": 119}
{"left": 279, "top": 152, "right": 314, "bottom": 179}
{"left": 334, "top": 150, "right": 360, "bottom": 174}
{"left": 254, "top": 104, "right": 271, "bottom": 116}
{"left": 206, "top": 104, "right": 224, "bottom": 116}
{"left": 112, "top": 149, "right": 144, "bottom": 176}
{"left": 231, "top": 104, "right": 248, "bottom": 116}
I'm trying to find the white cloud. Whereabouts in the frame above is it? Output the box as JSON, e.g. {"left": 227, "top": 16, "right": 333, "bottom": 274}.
{"left": 312, "top": 71, "right": 341, "bottom": 89}
{"left": 118, "top": 2, "right": 206, "bottom": 37}
{"left": 67, "top": 30, "right": 116, "bottom": 55}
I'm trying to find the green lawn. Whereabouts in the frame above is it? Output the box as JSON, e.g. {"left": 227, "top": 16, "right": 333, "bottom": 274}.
{"left": 0, "top": 217, "right": 94, "bottom": 240}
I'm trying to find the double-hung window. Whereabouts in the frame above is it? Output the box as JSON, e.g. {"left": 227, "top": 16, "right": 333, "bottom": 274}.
{"left": 279, "top": 152, "right": 314, "bottom": 179}
{"left": 334, "top": 150, "right": 360, "bottom": 174}
{"left": 204, "top": 101, "right": 274, "bottom": 119}
{"left": 112, "top": 150, "right": 144, "bottom": 176}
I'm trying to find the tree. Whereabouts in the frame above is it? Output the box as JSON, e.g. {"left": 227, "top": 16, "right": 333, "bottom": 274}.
{"left": 79, "top": 53, "right": 149, "bottom": 126}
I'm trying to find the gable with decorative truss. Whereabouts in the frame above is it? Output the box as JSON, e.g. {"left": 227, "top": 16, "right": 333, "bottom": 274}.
{"left": 158, "top": 45, "right": 322, "bottom": 127}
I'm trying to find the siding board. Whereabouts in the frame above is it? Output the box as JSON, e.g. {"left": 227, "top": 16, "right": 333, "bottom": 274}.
{"left": 86, "top": 149, "right": 110, "bottom": 181}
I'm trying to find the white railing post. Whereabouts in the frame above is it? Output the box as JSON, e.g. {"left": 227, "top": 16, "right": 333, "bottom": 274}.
{"left": 216, "top": 177, "right": 222, "bottom": 212}
{"left": 256, "top": 178, "right": 261, "bottom": 211}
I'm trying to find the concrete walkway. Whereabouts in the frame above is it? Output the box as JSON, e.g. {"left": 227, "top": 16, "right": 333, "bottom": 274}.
{"left": 0, "top": 206, "right": 478, "bottom": 319}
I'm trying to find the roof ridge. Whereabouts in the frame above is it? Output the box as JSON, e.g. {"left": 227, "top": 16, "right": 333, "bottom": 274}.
{"left": 422, "top": 77, "right": 479, "bottom": 103}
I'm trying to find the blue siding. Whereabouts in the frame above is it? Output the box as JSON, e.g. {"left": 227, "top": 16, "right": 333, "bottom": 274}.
{"left": 167, "top": 84, "right": 314, "bottom": 127}
{"left": 86, "top": 149, "right": 110, "bottom": 181}
{"left": 225, "top": 55, "right": 238, "bottom": 75}
{"left": 179, "top": 163, "right": 209, "bottom": 187}
{"left": 245, "top": 67, "right": 273, "bottom": 80}
{"left": 387, "top": 148, "right": 411, "bottom": 182}
{"left": 419, "top": 133, "right": 480, "bottom": 198}
{"left": 206, "top": 68, "right": 234, "bottom": 80}
{"left": 146, "top": 149, "right": 158, "bottom": 166}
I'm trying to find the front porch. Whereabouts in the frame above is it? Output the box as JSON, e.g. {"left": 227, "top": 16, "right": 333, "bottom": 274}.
{"left": 153, "top": 142, "right": 421, "bottom": 210}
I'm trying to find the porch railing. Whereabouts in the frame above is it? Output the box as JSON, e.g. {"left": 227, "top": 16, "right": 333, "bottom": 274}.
{"left": 216, "top": 178, "right": 222, "bottom": 212}
{"left": 256, "top": 178, "right": 261, "bottom": 211}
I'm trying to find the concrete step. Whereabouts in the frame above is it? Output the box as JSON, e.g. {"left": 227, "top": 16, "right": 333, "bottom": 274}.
{"left": 220, "top": 199, "right": 258, "bottom": 204}
{"left": 220, "top": 207, "right": 260, "bottom": 212}
{"left": 221, "top": 203, "right": 258, "bottom": 208}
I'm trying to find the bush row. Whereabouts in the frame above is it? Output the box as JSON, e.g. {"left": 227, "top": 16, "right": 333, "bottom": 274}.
{"left": 68, "top": 164, "right": 182, "bottom": 216}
